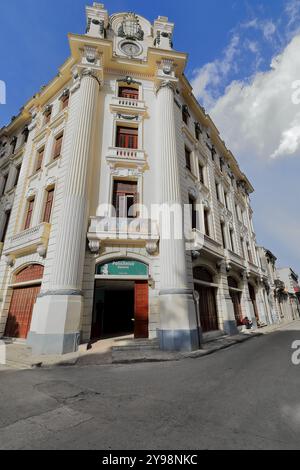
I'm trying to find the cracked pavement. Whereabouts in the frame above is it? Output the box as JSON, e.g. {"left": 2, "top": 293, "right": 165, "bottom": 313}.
{"left": 0, "top": 321, "right": 300, "bottom": 450}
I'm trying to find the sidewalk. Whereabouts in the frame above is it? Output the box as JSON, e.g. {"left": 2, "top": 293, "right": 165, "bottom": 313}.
{"left": 0, "top": 320, "right": 294, "bottom": 370}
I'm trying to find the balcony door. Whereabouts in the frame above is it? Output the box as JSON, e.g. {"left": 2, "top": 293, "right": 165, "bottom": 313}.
{"left": 116, "top": 126, "right": 138, "bottom": 149}
{"left": 112, "top": 180, "right": 138, "bottom": 218}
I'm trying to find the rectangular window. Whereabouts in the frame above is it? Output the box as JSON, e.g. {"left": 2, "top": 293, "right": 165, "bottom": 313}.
{"left": 10, "top": 138, "right": 17, "bottom": 155}
{"left": 14, "top": 166, "right": 21, "bottom": 187}
{"left": 43, "top": 188, "right": 54, "bottom": 223}
{"left": 199, "top": 163, "right": 204, "bottom": 184}
{"left": 116, "top": 126, "right": 138, "bottom": 149}
{"left": 247, "top": 243, "right": 253, "bottom": 263}
{"left": 235, "top": 204, "right": 240, "bottom": 221}
{"left": 1, "top": 174, "right": 8, "bottom": 196}
{"left": 230, "top": 229, "right": 235, "bottom": 252}
{"left": 189, "top": 196, "right": 197, "bottom": 230}
{"left": 221, "top": 222, "right": 227, "bottom": 248}
{"left": 53, "top": 133, "right": 63, "bottom": 159}
{"left": 215, "top": 182, "right": 220, "bottom": 201}
{"left": 36, "top": 147, "right": 45, "bottom": 172}
{"left": 112, "top": 180, "right": 138, "bottom": 218}
{"left": 240, "top": 238, "right": 245, "bottom": 258}
{"left": 225, "top": 192, "right": 230, "bottom": 210}
{"left": 182, "top": 106, "right": 189, "bottom": 125}
{"left": 1, "top": 210, "right": 11, "bottom": 243}
{"left": 44, "top": 109, "right": 52, "bottom": 125}
{"left": 185, "top": 147, "right": 192, "bottom": 171}
{"left": 195, "top": 123, "right": 201, "bottom": 141}
{"left": 24, "top": 198, "right": 35, "bottom": 230}
{"left": 61, "top": 94, "right": 69, "bottom": 110}
{"left": 204, "top": 209, "right": 210, "bottom": 237}
{"left": 118, "top": 87, "right": 139, "bottom": 100}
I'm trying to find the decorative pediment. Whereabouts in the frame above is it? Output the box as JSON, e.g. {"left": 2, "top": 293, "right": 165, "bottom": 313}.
{"left": 118, "top": 13, "right": 144, "bottom": 41}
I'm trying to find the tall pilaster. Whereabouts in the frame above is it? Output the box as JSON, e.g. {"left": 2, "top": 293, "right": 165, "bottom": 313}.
{"left": 156, "top": 80, "right": 199, "bottom": 351}
{"left": 28, "top": 67, "right": 101, "bottom": 355}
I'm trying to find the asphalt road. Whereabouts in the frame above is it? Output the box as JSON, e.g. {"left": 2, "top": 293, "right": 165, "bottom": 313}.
{"left": 1, "top": 322, "right": 300, "bottom": 450}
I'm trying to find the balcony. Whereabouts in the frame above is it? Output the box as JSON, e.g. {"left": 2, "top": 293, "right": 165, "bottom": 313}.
{"left": 106, "top": 147, "right": 146, "bottom": 167}
{"left": 3, "top": 222, "right": 51, "bottom": 258}
{"left": 87, "top": 217, "right": 159, "bottom": 255}
{"left": 191, "top": 230, "right": 223, "bottom": 259}
{"left": 227, "top": 249, "right": 245, "bottom": 269}
{"left": 110, "top": 96, "right": 146, "bottom": 116}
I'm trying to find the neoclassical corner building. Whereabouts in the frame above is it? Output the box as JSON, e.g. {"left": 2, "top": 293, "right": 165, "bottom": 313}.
{"left": 0, "top": 3, "right": 282, "bottom": 355}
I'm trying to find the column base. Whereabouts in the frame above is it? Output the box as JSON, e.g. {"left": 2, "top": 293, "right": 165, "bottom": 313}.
{"left": 27, "top": 294, "right": 82, "bottom": 355}
{"left": 158, "top": 328, "right": 201, "bottom": 352}
{"left": 223, "top": 320, "right": 239, "bottom": 336}
{"left": 158, "top": 290, "right": 200, "bottom": 352}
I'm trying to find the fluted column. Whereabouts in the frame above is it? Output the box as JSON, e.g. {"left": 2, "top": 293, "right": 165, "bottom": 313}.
{"left": 156, "top": 81, "right": 199, "bottom": 351}
{"left": 28, "top": 69, "right": 101, "bottom": 355}
{"left": 51, "top": 70, "right": 99, "bottom": 291}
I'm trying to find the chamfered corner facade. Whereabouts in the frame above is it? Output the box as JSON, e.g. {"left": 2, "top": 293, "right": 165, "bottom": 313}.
{"left": 0, "top": 3, "right": 298, "bottom": 355}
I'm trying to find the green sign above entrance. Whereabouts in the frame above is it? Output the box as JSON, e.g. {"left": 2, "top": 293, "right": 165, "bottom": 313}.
{"left": 96, "top": 260, "right": 148, "bottom": 277}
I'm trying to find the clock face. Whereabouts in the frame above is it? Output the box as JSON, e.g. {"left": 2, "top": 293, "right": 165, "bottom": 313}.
{"left": 120, "top": 41, "right": 142, "bottom": 57}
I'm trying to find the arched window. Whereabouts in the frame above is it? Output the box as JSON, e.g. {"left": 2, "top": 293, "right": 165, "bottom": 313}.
{"left": 14, "top": 264, "right": 44, "bottom": 284}
{"left": 228, "top": 276, "right": 238, "bottom": 289}
{"left": 193, "top": 267, "right": 213, "bottom": 283}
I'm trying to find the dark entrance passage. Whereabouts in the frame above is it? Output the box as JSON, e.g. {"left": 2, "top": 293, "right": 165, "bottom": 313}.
{"left": 194, "top": 267, "right": 219, "bottom": 333}
{"left": 91, "top": 280, "right": 149, "bottom": 340}
{"left": 92, "top": 281, "right": 134, "bottom": 339}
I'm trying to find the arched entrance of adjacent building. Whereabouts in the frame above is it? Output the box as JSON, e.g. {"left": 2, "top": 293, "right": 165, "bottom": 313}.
{"left": 248, "top": 283, "right": 260, "bottom": 324}
{"left": 194, "top": 267, "right": 218, "bottom": 332}
{"left": 91, "top": 259, "right": 149, "bottom": 340}
{"left": 228, "top": 276, "right": 243, "bottom": 326}
{"left": 4, "top": 264, "right": 44, "bottom": 339}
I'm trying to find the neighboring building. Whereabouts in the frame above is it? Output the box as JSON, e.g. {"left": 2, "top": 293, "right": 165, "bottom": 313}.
{"left": 0, "top": 3, "right": 276, "bottom": 355}
{"left": 277, "top": 268, "right": 300, "bottom": 320}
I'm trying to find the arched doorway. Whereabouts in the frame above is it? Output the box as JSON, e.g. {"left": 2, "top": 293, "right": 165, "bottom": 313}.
{"left": 194, "top": 267, "right": 218, "bottom": 332}
{"left": 4, "top": 264, "right": 44, "bottom": 339}
{"left": 92, "top": 259, "right": 149, "bottom": 340}
{"left": 248, "top": 283, "right": 260, "bottom": 324}
{"left": 228, "top": 276, "right": 243, "bottom": 326}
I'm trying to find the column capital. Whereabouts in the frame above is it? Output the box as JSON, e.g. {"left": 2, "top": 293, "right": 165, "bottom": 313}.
{"left": 156, "top": 79, "right": 177, "bottom": 95}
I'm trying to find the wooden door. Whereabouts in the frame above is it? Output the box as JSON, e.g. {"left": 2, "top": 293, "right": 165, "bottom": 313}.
{"left": 5, "top": 285, "right": 41, "bottom": 339}
{"left": 134, "top": 281, "right": 149, "bottom": 339}
{"left": 230, "top": 291, "right": 243, "bottom": 326}
{"left": 248, "top": 284, "right": 260, "bottom": 323}
{"left": 196, "top": 285, "right": 218, "bottom": 332}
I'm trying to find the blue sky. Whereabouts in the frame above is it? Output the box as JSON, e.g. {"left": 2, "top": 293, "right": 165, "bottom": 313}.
{"left": 0, "top": 0, "right": 299, "bottom": 272}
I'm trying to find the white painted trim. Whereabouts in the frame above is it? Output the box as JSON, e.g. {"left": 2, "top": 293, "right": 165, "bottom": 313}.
{"left": 193, "top": 279, "right": 219, "bottom": 288}
{"left": 95, "top": 275, "right": 149, "bottom": 281}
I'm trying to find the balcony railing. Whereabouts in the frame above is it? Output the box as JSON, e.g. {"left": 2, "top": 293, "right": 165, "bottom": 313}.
{"left": 87, "top": 217, "right": 159, "bottom": 254}
{"left": 110, "top": 96, "right": 146, "bottom": 114}
{"left": 106, "top": 147, "right": 146, "bottom": 165}
{"left": 191, "top": 229, "right": 223, "bottom": 258}
{"left": 3, "top": 222, "right": 51, "bottom": 258}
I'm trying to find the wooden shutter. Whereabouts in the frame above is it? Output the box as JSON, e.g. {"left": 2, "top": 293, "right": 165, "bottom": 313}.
{"left": 134, "top": 281, "right": 149, "bottom": 339}
{"left": 43, "top": 189, "right": 54, "bottom": 223}
{"left": 61, "top": 94, "right": 69, "bottom": 109}
{"left": 53, "top": 134, "right": 63, "bottom": 159}
{"left": 204, "top": 210, "right": 210, "bottom": 237}
{"left": 116, "top": 127, "right": 138, "bottom": 149}
{"left": 36, "top": 148, "right": 44, "bottom": 172}
{"left": 24, "top": 199, "right": 35, "bottom": 230}
{"left": 15, "top": 264, "right": 44, "bottom": 283}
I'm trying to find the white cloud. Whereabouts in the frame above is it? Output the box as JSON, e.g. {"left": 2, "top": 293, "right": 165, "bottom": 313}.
{"left": 202, "top": 35, "right": 300, "bottom": 160}
{"left": 191, "top": 35, "right": 240, "bottom": 108}
{"left": 241, "top": 17, "right": 277, "bottom": 42}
